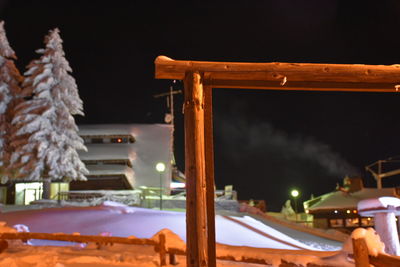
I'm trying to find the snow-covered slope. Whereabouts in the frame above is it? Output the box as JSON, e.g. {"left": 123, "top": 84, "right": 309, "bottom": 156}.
{"left": 0, "top": 203, "right": 320, "bottom": 250}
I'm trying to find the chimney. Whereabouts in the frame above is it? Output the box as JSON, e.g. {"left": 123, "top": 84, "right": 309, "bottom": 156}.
{"left": 343, "top": 176, "right": 364, "bottom": 193}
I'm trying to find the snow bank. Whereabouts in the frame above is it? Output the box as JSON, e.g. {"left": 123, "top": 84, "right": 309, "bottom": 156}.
{"left": 151, "top": 228, "right": 186, "bottom": 251}
{"left": 342, "top": 228, "right": 385, "bottom": 257}
{"left": 0, "top": 221, "right": 16, "bottom": 233}
{"left": 0, "top": 204, "right": 324, "bottom": 250}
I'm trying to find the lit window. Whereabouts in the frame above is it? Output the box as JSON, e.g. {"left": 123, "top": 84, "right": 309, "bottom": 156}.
{"left": 353, "top": 210, "right": 357, "bottom": 214}
{"left": 111, "top": 138, "right": 127, "bottom": 143}
{"left": 330, "top": 219, "right": 344, "bottom": 227}
{"left": 361, "top": 217, "right": 374, "bottom": 226}
{"left": 334, "top": 210, "right": 338, "bottom": 214}
{"left": 346, "top": 210, "right": 351, "bottom": 214}
{"left": 15, "top": 182, "right": 43, "bottom": 205}
{"left": 345, "top": 218, "right": 359, "bottom": 227}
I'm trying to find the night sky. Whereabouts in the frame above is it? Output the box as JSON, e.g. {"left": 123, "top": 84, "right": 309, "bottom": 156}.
{"left": 2, "top": 1, "right": 400, "bottom": 210}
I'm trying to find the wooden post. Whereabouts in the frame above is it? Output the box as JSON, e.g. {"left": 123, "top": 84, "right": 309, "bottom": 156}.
{"left": 169, "top": 253, "right": 178, "bottom": 265}
{"left": 377, "top": 160, "right": 382, "bottom": 189}
{"left": 352, "top": 238, "right": 370, "bottom": 267}
{"left": 159, "top": 233, "right": 167, "bottom": 266}
{"left": 204, "top": 83, "right": 217, "bottom": 267}
{"left": 0, "top": 239, "right": 7, "bottom": 253}
{"left": 184, "top": 71, "right": 209, "bottom": 267}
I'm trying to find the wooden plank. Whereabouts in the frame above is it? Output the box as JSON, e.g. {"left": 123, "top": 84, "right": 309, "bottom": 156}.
{"left": 155, "top": 56, "right": 400, "bottom": 82}
{"left": 184, "top": 71, "right": 209, "bottom": 267}
{"left": 370, "top": 253, "right": 400, "bottom": 267}
{"left": 166, "top": 245, "right": 338, "bottom": 265}
{"left": 352, "top": 238, "right": 370, "bottom": 267}
{"left": 155, "top": 56, "right": 400, "bottom": 92}
{"left": 204, "top": 83, "right": 217, "bottom": 267}
{"left": 0, "top": 232, "right": 156, "bottom": 246}
{"left": 207, "top": 79, "right": 399, "bottom": 92}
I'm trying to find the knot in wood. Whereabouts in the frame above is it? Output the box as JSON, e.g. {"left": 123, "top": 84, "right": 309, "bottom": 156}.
{"left": 184, "top": 99, "right": 204, "bottom": 110}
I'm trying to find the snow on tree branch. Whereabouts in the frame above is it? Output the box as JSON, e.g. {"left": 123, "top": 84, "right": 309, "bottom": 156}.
{"left": 0, "top": 21, "right": 23, "bottom": 183}
{"left": 10, "top": 28, "right": 88, "bottom": 183}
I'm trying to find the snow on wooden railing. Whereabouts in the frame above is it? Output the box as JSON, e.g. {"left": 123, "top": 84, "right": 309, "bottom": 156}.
{"left": 0, "top": 231, "right": 166, "bottom": 265}
{"left": 352, "top": 237, "right": 400, "bottom": 267}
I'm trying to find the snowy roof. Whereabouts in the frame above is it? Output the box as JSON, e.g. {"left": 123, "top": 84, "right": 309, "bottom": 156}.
{"left": 305, "top": 188, "right": 399, "bottom": 212}
{"left": 85, "top": 164, "right": 134, "bottom": 188}
{"left": 78, "top": 124, "right": 173, "bottom": 189}
{"left": 357, "top": 197, "right": 400, "bottom": 216}
{"left": 78, "top": 124, "right": 140, "bottom": 136}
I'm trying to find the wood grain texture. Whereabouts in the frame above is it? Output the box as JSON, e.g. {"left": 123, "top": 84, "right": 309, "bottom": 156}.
{"left": 352, "top": 238, "right": 370, "bottom": 267}
{"left": 0, "top": 232, "right": 156, "bottom": 246}
{"left": 155, "top": 56, "right": 400, "bottom": 92}
{"left": 184, "top": 71, "right": 209, "bottom": 267}
{"left": 370, "top": 252, "right": 400, "bottom": 267}
{"left": 204, "top": 84, "right": 216, "bottom": 267}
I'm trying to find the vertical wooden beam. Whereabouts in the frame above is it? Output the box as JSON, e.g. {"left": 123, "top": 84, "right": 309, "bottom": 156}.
{"left": 204, "top": 81, "right": 217, "bottom": 267}
{"left": 184, "top": 71, "right": 208, "bottom": 267}
{"left": 159, "top": 233, "right": 167, "bottom": 266}
{"left": 377, "top": 160, "right": 382, "bottom": 189}
{"left": 352, "top": 238, "right": 370, "bottom": 267}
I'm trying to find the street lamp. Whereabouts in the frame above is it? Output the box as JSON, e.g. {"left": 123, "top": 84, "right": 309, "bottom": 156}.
{"left": 291, "top": 189, "right": 300, "bottom": 222}
{"left": 156, "top": 162, "right": 166, "bottom": 210}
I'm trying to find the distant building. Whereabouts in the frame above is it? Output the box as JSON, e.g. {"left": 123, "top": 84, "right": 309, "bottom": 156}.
{"left": 1, "top": 123, "right": 174, "bottom": 205}
{"left": 303, "top": 177, "right": 400, "bottom": 233}
{"left": 73, "top": 124, "right": 173, "bottom": 191}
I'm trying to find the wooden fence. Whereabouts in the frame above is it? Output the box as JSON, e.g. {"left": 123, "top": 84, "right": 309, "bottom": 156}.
{"left": 3, "top": 231, "right": 400, "bottom": 266}
{"left": 352, "top": 237, "right": 400, "bottom": 267}
{"left": 0, "top": 231, "right": 340, "bottom": 267}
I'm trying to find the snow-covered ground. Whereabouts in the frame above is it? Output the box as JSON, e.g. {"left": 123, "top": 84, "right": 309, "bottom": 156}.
{"left": 0, "top": 202, "right": 352, "bottom": 267}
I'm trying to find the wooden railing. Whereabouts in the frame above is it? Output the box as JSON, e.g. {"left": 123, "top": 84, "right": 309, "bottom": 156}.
{"left": 10, "top": 231, "right": 399, "bottom": 266}
{"left": 352, "top": 237, "right": 400, "bottom": 267}
{"left": 0, "top": 231, "right": 341, "bottom": 267}
{"left": 0, "top": 232, "right": 166, "bottom": 265}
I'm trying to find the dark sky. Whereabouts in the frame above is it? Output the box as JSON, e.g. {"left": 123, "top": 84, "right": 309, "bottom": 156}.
{"left": 2, "top": 1, "right": 400, "bottom": 210}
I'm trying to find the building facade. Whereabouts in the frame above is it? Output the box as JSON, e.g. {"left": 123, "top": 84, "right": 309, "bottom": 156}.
{"left": 303, "top": 177, "right": 400, "bottom": 233}
{"left": 0, "top": 123, "right": 173, "bottom": 204}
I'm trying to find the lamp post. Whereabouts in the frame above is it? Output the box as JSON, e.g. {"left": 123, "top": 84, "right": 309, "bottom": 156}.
{"left": 156, "top": 162, "right": 166, "bottom": 210}
{"left": 291, "top": 189, "right": 300, "bottom": 222}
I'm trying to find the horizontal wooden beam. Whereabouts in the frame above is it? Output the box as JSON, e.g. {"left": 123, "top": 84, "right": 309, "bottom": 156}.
{"left": 155, "top": 56, "right": 400, "bottom": 92}
{"left": 0, "top": 232, "right": 157, "bottom": 246}
{"left": 206, "top": 79, "right": 398, "bottom": 92}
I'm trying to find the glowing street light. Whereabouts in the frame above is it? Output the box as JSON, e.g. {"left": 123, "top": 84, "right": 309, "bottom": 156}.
{"left": 156, "top": 162, "right": 166, "bottom": 210}
{"left": 291, "top": 189, "right": 299, "bottom": 198}
{"left": 290, "top": 189, "right": 300, "bottom": 222}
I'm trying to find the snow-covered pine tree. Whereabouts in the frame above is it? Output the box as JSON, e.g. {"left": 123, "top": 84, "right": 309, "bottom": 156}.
{"left": 10, "top": 28, "right": 88, "bottom": 198}
{"left": 0, "top": 21, "right": 23, "bottom": 183}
